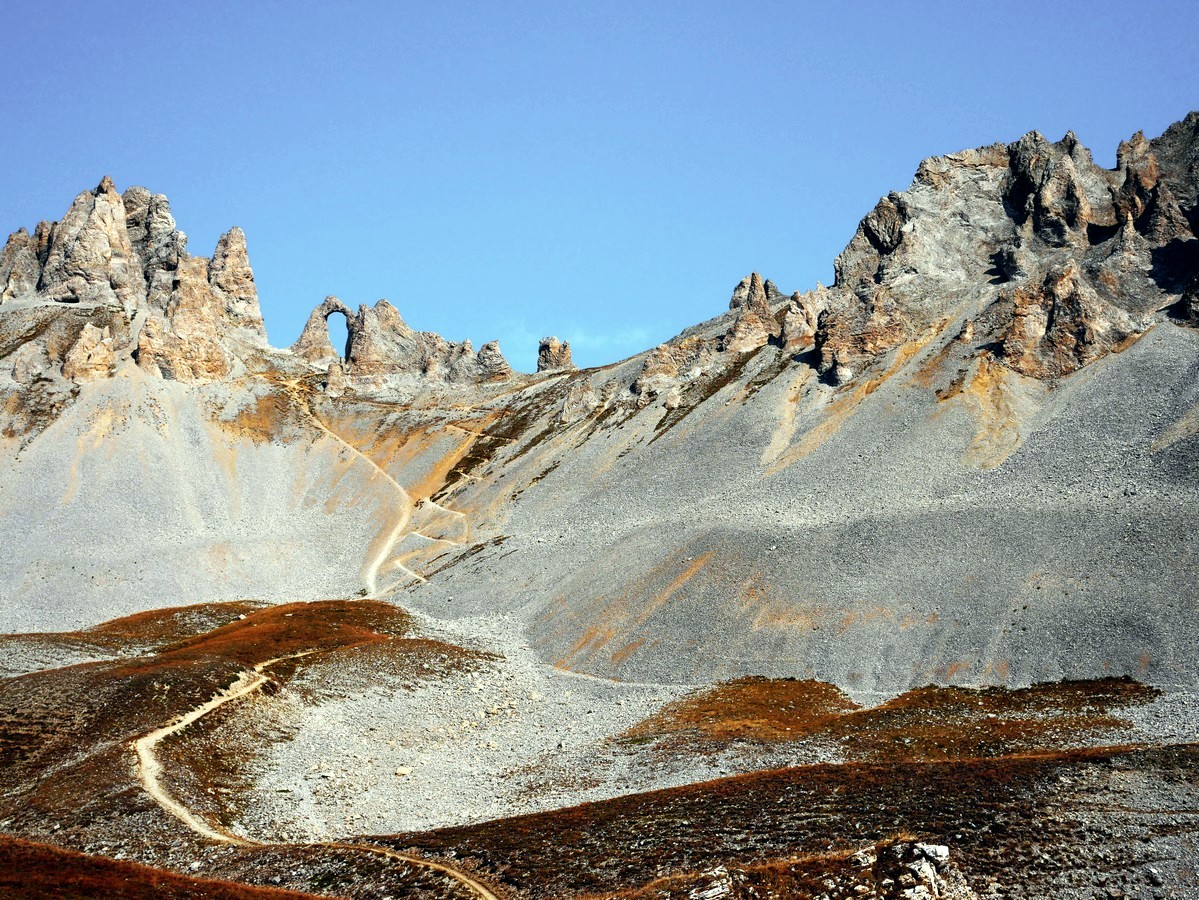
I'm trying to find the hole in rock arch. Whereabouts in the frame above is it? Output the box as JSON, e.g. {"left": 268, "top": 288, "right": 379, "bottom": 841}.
{"left": 326, "top": 310, "right": 350, "bottom": 359}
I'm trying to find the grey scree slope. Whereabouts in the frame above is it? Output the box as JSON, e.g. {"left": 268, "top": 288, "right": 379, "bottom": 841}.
{"left": 0, "top": 113, "right": 1197, "bottom": 696}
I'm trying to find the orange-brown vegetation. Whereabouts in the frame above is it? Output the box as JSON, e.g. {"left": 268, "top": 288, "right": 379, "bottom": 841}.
{"left": 393, "top": 744, "right": 1199, "bottom": 898}
{"left": 0, "top": 599, "right": 1182, "bottom": 899}
{"left": 0, "top": 600, "right": 268, "bottom": 661}
{"left": 1, "top": 599, "right": 494, "bottom": 898}
{"left": 1, "top": 602, "right": 402, "bottom": 802}
{"left": 0, "top": 834, "right": 331, "bottom": 899}
{"left": 621, "top": 675, "right": 1157, "bottom": 762}
{"left": 151, "top": 599, "right": 411, "bottom": 668}
{"left": 623, "top": 676, "right": 857, "bottom": 744}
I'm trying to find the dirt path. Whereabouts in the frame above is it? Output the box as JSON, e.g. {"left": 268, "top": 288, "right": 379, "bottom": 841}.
{"left": 285, "top": 384, "right": 465, "bottom": 596}
{"left": 132, "top": 653, "right": 500, "bottom": 900}
{"left": 133, "top": 662, "right": 280, "bottom": 845}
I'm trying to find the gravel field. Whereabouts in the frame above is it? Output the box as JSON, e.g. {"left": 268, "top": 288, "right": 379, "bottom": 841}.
{"left": 239, "top": 612, "right": 691, "bottom": 840}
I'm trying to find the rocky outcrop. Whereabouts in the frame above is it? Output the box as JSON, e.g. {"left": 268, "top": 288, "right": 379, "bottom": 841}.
{"left": 812, "top": 114, "right": 1199, "bottom": 385}
{"left": 876, "top": 842, "right": 979, "bottom": 900}
{"left": 209, "top": 227, "right": 265, "bottom": 337}
{"left": 1008, "top": 131, "right": 1102, "bottom": 246}
{"left": 475, "top": 340, "right": 512, "bottom": 381}
{"left": 816, "top": 291, "right": 911, "bottom": 384}
{"left": 1180, "top": 273, "right": 1199, "bottom": 324}
{"left": 325, "top": 359, "right": 347, "bottom": 398}
{"left": 291, "top": 296, "right": 352, "bottom": 363}
{"left": 631, "top": 337, "right": 714, "bottom": 407}
{"left": 3, "top": 114, "right": 1198, "bottom": 405}
{"left": 0, "top": 178, "right": 273, "bottom": 386}
{"left": 285, "top": 290, "right": 523, "bottom": 385}
{"left": 342, "top": 300, "right": 512, "bottom": 383}
{"left": 344, "top": 301, "right": 424, "bottom": 375}
{"left": 537, "top": 336, "right": 574, "bottom": 371}
{"left": 1149, "top": 110, "right": 1199, "bottom": 221}
{"left": 0, "top": 229, "right": 41, "bottom": 303}
{"left": 37, "top": 178, "right": 145, "bottom": 311}
{"left": 122, "top": 186, "right": 186, "bottom": 304}
{"left": 722, "top": 273, "right": 781, "bottom": 353}
{"left": 781, "top": 288, "right": 822, "bottom": 350}
{"left": 560, "top": 381, "right": 601, "bottom": 423}
{"left": 996, "top": 264, "right": 1140, "bottom": 378}
{"left": 61, "top": 323, "right": 116, "bottom": 382}
{"left": 632, "top": 344, "right": 678, "bottom": 403}
{"left": 137, "top": 257, "right": 236, "bottom": 382}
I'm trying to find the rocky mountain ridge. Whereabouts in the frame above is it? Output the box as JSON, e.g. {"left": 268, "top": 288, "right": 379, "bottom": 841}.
{"left": 4, "top": 112, "right": 1196, "bottom": 407}
{"left": 1, "top": 113, "right": 1197, "bottom": 694}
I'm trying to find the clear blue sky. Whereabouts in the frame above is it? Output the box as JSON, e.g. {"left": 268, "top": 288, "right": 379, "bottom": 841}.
{"left": 2, "top": 1, "right": 1196, "bottom": 371}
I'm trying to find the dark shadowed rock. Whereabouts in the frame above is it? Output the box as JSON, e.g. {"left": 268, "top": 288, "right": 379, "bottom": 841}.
{"left": 1150, "top": 110, "right": 1199, "bottom": 219}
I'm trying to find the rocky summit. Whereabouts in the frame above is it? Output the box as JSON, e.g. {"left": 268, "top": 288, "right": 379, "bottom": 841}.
{"left": 1, "top": 114, "right": 1198, "bottom": 899}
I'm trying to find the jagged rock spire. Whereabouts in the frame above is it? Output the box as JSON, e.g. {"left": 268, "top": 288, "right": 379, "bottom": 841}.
{"left": 209, "top": 227, "right": 265, "bottom": 336}
{"left": 0, "top": 228, "right": 39, "bottom": 303}
{"left": 723, "top": 273, "right": 782, "bottom": 353}
{"left": 38, "top": 177, "right": 145, "bottom": 311}
{"left": 537, "top": 337, "right": 574, "bottom": 372}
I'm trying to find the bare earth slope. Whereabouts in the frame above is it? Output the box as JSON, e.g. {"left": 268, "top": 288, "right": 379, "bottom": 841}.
{"left": 1, "top": 111, "right": 1192, "bottom": 897}
{"left": 2, "top": 116, "right": 1199, "bottom": 697}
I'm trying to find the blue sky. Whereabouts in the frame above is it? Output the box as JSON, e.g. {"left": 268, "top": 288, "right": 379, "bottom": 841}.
{"left": 2, "top": 1, "right": 1197, "bottom": 371}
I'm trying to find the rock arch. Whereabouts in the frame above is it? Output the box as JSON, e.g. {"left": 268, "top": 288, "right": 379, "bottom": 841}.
{"left": 291, "top": 295, "right": 353, "bottom": 363}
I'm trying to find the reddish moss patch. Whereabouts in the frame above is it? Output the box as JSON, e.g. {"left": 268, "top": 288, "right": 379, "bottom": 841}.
{"left": 0, "top": 600, "right": 418, "bottom": 838}
{"left": 0, "top": 834, "right": 331, "bottom": 899}
{"left": 151, "top": 599, "right": 413, "bottom": 668}
{"left": 0, "top": 600, "right": 270, "bottom": 663}
{"left": 391, "top": 745, "right": 1199, "bottom": 898}
{"left": 622, "top": 676, "right": 858, "bottom": 744}
{"left": 621, "top": 676, "right": 1158, "bottom": 761}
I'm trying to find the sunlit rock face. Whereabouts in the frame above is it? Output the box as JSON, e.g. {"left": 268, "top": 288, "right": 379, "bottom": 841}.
{"left": 0, "top": 114, "right": 1197, "bottom": 698}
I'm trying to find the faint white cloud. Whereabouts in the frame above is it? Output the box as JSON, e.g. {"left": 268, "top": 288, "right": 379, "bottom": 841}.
{"left": 561, "top": 326, "right": 652, "bottom": 352}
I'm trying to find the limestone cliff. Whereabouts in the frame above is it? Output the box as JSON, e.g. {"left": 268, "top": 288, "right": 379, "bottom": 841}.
{"left": 2, "top": 114, "right": 1198, "bottom": 697}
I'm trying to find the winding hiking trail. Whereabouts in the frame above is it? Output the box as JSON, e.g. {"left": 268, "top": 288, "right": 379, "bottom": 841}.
{"left": 132, "top": 652, "right": 500, "bottom": 900}
{"left": 283, "top": 380, "right": 469, "bottom": 596}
